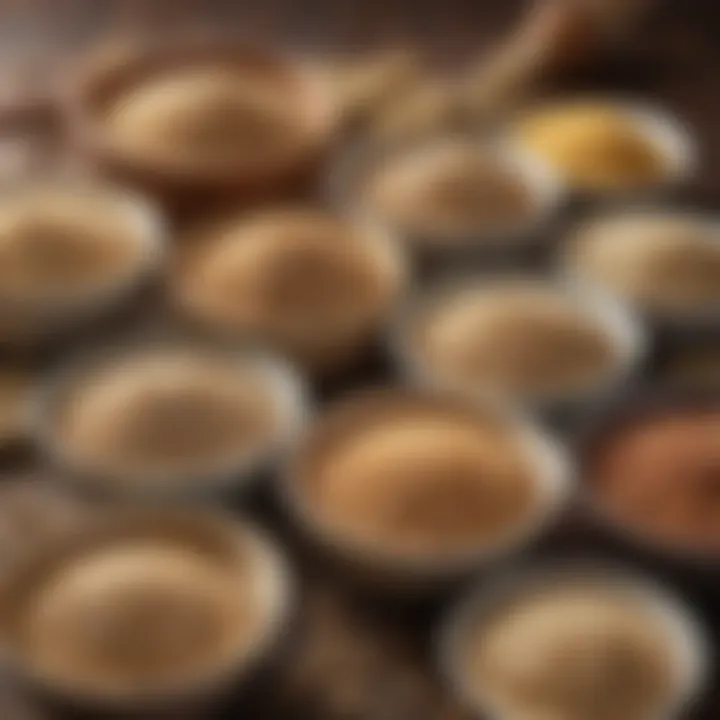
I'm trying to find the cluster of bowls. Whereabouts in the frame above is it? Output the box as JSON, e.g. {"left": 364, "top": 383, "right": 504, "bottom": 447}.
{"left": 0, "top": 38, "right": 714, "bottom": 720}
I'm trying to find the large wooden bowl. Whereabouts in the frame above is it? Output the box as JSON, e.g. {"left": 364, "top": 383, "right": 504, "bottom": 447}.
{"left": 62, "top": 41, "right": 339, "bottom": 213}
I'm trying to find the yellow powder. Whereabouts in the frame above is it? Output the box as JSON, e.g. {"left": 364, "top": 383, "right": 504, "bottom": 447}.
{"left": 516, "top": 103, "right": 666, "bottom": 191}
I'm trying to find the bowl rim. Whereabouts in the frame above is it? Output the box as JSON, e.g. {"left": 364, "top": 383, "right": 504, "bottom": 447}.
{"left": 61, "top": 39, "right": 340, "bottom": 190}
{"left": 325, "top": 131, "right": 567, "bottom": 253}
{"left": 574, "top": 385, "right": 720, "bottom": 566}
{"left": 506, "top": 94, "right": 698, "bottom": 197}
{"left": 0, "top": 178, "right": 167, "bottom": 318}
{"left": 387, "top": 272, "right": 649, "bottom": 412}
{"left": 32, "top": 340, "right": 311, "bottom": 499}
{"left": 437, "top": 560, "right": 711, "bottom": 720}
{"left": 0, "top": 506, "right": 295, "bottom": 711}
{"left": 278, "top": 383, "right": 573, "bottom": 581}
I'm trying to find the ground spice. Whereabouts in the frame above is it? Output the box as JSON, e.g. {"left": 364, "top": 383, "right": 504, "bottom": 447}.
{"left": 464, "top": 582, "right": 682, "bottom": 720}
{"left": 589, "top": 408, "right": 720, "bottom": 552}
{"left": 515, "top": 102, "right": 667, "bottom": 191}
{"left": 0, "top": 192, "right": 145, "bottom": 301}
{"left": 567, "top": 213, "right": 720, "bottom": 315}
{"left": 298, "top": 393, "right": 539, "bottom": 557}
{"left": 362, "top": 140, "right": 536, "bottom": 241}
{"left": 107, "top": 67, "right": 303, "bottom": 168}
{"left": 173, "top": 210, "right": 402, "bottom": 370}
{"left": 23, "top": 545, "right": 253, "bottom": 693}
{"left": 413, "top": 285, "right": 620, "bottom": 401}
{"left": 6, "top": 518, "right": 265, "bottom": 697}
{"left": 54, "top": 353, "right": 279, "bottom": 483}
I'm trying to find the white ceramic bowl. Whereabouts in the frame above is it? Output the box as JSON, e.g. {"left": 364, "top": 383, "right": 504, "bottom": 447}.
{"left": 439, "top": 563, "right": 710, "bottom": 720}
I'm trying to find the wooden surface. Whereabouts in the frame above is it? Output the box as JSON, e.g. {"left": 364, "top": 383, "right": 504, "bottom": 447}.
{"left": 0, "top": 1, "right": 718, "bottom": 718}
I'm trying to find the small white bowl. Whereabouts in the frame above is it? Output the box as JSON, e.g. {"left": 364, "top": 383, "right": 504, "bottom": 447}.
{"left": 390, "top": 274, "right": 647, "bottom": 418}
{"left": 439, "top": 563, "right": 710, "bottom": 720}
{"left": 508, "top": 98, "right": 697, "bottom": 200}
{"left": 0, "top": 507, "right": 294, "bottom": 715}
{"left": 328, "top": 134, "right": 565, "bottom": 269}
{"left": 34, "top": 342, "right": 310, "bottom": 500}
{"left": 0, "top": 180, "right": 167, "bottom": 348}
{"left": 560, "top": 207, "right": 720, "bottom": 332}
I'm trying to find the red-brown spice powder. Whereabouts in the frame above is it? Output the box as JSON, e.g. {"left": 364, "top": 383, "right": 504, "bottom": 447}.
{"left": 588, "top": 408, "right": 720, "bottom": 552}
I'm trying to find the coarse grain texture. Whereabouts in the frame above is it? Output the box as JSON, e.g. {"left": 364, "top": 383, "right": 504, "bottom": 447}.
{"left": 459, "top": 581, "right": 689, "bottom": 720}
{"left": 43, "top": 349, "right": 293, "bottom": 494}
{"left": 407, "top": 282, "right": 625, "bottom": 403}
{"left": 0, "top": 0, "right": 718, "bottom": 719}
{"left": 565, "top": 212, "right": 720, "bottom": 317}
{"left": 171, "top": 209, "right": 404, "bottom": 373}
{"left": 359, "top": 139, "right": 537, "bottom": 241}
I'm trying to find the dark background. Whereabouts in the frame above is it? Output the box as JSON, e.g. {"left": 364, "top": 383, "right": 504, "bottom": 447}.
{"left": 0, "top": 0, "right": 717, "bottom": 718}
{"left": 0, "top": 0, "right": 717, "bottom": 185}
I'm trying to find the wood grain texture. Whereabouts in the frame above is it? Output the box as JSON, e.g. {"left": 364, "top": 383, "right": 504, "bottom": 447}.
{"left": 0, "top": 1, "right": 717, "bottom": 718}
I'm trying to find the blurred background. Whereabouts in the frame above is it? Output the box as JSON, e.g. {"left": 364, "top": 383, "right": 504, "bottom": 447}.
{"left": 0, "top": 1, "right": 717, "bottom": 719}
{"left": 0, "top": 0, "right": 716, "bottom": 183}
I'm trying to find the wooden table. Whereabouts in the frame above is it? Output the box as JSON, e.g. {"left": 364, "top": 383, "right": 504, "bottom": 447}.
{"left": 0, "top": 1, "right": 717, "bottom": 718}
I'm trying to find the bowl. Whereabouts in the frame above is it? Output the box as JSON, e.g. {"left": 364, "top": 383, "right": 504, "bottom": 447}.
{"left": 560, "top": 207, "right": 720, "bottom": 345}
{"left": 0, "top": 180, "right": 166, "bottom": 350}
{"left": 439, "top": 562, "right": 710, "bottom": 720}
{"left": 576, "top": 387, "right": 720, "bottom": 586}
{"left": 329, "top": 134, "right": 565, "bottom": 277}
{"left": 0, "top": 507, "right": 293, "bottom": 715}
{"left": 279, "top": 386, "right": 571, "bottom": 594}
{"left": 508, "top": 97, "right": 697, "bottom": 202}
{"left": 62, "top": 41, "right": 339, "bottom": 213}
{"left": 390, "top": 274, "right": 647, "bottom": 427}
{"left": 169, "top": 207, "right": 409, "bottom": 376}
{"left": 34, "top": 342, "right": 310, "bottom": 501}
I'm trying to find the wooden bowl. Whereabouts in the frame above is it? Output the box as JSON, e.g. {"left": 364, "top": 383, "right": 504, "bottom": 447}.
{"left": 62, "top": 41, "right": 339, "bottom": 214}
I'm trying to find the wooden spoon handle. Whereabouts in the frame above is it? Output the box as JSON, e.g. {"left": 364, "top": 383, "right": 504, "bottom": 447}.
{"left": 463, "top": 0, "right": 659, "bottom": 121}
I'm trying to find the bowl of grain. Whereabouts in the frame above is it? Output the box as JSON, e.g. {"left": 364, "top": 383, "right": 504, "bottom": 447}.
{"left": 509, "top": 98, "right": 696, "bottom": 200}
{"left": 0, "top": 180, "right": 165, "bottom": 349}
{"left": 440, "top": 563, "right": 709, "bottom": 720}
{"left": 562, "top": 208, "right": 720, "bottom": 334}
{"left": 35, "top": 343, "right": 309, "bottom": 500}
{"left": 0, "top": 508, "right": 293, "bottom": 715}
{"left": 392, "top": 275, "right": 646, "bottom": 423}
{"left": 169, "top": 207, "right": 408, "bottom": 374}
{"left": 63, "top": 41, "right": 339, "bottom": 211}
{"left": 280, "top": 386, "right": 571, "bottom": 592}
{"left": 331, "top": 134, "right": 564, "bottom": 274}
